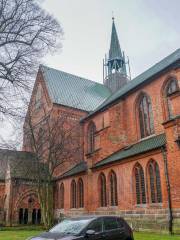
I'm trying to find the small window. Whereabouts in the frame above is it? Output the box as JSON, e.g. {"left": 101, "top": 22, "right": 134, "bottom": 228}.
{"left": 35, "top": 85, "right": 42, "bottom": 109}
{"left": 148, "top": 160, "right": 162, "bottom": 203}
{"left": 87, "top": 122, "right": 96, "bottom": 153}
{"left": 99, "top": 173, "right": 107, "bottom": 207}
{"left": 59, "top": 183, "right": 64, "bottom": 209}
{"left": 71, "top": 180, "right": 77, "bottom": 208}
{"left": 77, "top": 178, "right": 84, "bottom": 208}
{"left": 109, "top": 171, "right": 118, "bottom": 206}
{"left": 38, "top": 128, "right": 44, "bottom": 154}
{"left": 104, "top": 217, "right": 118, "bottom": 231}
{"left": 134, "top": 163, "right": 146, "bottom": 204}
{"left": 87, "top": 219, "right": 103, "bottom": 233}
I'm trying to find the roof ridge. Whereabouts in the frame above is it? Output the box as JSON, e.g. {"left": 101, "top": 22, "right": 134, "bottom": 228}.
{"left": 0, "top": 149, "right": 34, "bottom": 154}
{"left": 40, "top": 64, "right": 105, "bottom": 87}
{"left": 62, "top": 161, "right": 86, "bottom": 175}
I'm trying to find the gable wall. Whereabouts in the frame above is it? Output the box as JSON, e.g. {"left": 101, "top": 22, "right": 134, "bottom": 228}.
{"left": 51, "top": 104, "right": 87, "bottom": 177}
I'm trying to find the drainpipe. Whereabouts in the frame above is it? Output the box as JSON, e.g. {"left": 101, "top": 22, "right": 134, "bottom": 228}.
{"left": 161, "top": 146, "right": 173, "bottom": 235}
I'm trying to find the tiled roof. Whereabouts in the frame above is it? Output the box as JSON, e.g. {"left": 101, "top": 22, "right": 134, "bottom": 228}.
{"left": 0, "top": 149, "right": 35, "bottom": 180}
{"left": 83, "top": 48, "right": 180, "bottom": 120}
{"left": 59, "top": 161, "right": 87, "bottom": 179}
{"left": 0, "top": 149, "right": 47, "bottom": 180}
{"left": 93, "top": 134, "right": 166, "bottom": 169}
{"left": 40, "top": 65, "right": 111, "bottom": 112}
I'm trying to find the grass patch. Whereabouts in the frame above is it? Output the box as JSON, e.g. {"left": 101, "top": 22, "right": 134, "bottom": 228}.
{"left": 0, "top": 230, "right": 42, "bottom": 240}
{"left": 0, "top": 228, "right": 179, "bottom": 240}
{"left": 135, "top": 232, "right": 180, "bottom": 240}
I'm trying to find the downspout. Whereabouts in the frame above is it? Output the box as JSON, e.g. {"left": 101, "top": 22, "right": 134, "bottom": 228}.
{"left": 161, "top": 146, "right": 173, "bottom": 234}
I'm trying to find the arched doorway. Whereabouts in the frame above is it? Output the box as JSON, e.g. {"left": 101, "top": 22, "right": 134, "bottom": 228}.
{"left": 16, "top": 192, "right": 41, "bottom": 225}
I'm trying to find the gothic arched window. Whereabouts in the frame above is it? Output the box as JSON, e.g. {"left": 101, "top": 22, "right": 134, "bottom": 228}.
{"left": 99, "top": 173, "right": 107, "bottom": 207}
{"left": 59, "top": 183, "right": 64, "bottom": 209}
{"left": 71, "top": 180, "right": 77, "bottom": 208}
{"left": 38, "top": 128, "right": 44, "bottom": 155}
{"left": 35, "top": 85, "right": 42, "bottom": 109}
{"left": 165, "top": 78, "right": 179, "bottom": 119}
{"left": 138, "top": 94, "right": 154, "bottom": 138}
{"left": 78, "top": 178, "right": 84, "bottom": 208}
{"left": 148, "top": 160, "right": 162, "bottom": 203}
{"left": 134, "top": 164, "right": 146, "bottom": 204}
{"left": 87, "top": 122, "right": 96, "bottom": 153}
{"left": 109, "top": 171, "right": 118, "bottom": 206}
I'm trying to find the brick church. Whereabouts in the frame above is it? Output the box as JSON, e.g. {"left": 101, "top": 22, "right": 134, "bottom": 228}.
{"left": 0, "top": 19, "right": 180, "bottom": 231}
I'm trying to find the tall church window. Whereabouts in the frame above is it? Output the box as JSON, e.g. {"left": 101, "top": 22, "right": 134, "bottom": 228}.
{"left": 165, "top": 78, "right": 179, "bottom": 119}
{"left": 71, "top": 180, "right": 77, "bottom": 208}
{"left": 38, "top": 128, "right": 44, "bottom": 155}
{"left": 78, "top": 178, "right": 84, "bottom": 208}
{"left": 138, "top": 94, "right": 154, "bottom": 138}
{"left": 35, "top": 85, "right": 42, "bottom": 109}
{"left": 134, "top": 164, "right": 146, "bottom": 204}
{"left": 99, "top": 173, "right": 107, "bottom": 207}
{"left": 109, "top": 171, "right": 118, "bottom": 206}
{"left": 148, "top": 160, "right": 162, "bottom": 203}
{"left": 59, "top": 183, "right": 64, "bottom": 209}
{"left": 87, "top": 122, "right": 96, "bottom": 153}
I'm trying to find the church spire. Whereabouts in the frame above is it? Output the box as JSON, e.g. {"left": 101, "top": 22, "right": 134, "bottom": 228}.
{"left": 109, "top": 18, "right": 122, "bottom": 61}
{"left": 103, "top": 18, "right": 128, "bottom": 93}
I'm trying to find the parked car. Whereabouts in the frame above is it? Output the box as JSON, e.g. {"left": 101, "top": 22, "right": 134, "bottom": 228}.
{"left": 28, "top": 215, "right": 134, "bottom": 240}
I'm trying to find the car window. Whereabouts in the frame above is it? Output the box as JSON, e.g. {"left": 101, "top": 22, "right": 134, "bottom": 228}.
{"left": 104, "top": 217, "right": 118, "bottom": 231}
{"left": 50, "top": 219, "right": 91, "bottom": 234}
{"left": 87, "top": 218, "right": 103, "bottom": 233}
{"left": 117, "top": 218, "right": 124, "bottom": 228}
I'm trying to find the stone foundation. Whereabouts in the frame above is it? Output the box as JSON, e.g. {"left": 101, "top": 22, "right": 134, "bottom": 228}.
{"left": 55, "top": 208, "right": 180, "bottom": 234}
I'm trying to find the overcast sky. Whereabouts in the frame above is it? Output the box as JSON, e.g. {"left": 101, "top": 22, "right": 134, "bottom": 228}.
{"left": 41, "top": 0, "right": 180, "bottom": 82}
{"left": 1, "top": 0, "right": 180, "bottom": 143}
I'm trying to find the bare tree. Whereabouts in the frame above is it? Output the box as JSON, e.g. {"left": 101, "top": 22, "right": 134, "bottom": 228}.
{"left": 0, "top": 0, "right": 63, "bottom": 118}
{"left": 22, "top": 104, "right": 82, "bottom": 229}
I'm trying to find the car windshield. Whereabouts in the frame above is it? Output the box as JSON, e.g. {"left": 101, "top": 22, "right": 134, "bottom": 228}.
{"left": 50, "top": 219, "right": 91, "bottom": 235}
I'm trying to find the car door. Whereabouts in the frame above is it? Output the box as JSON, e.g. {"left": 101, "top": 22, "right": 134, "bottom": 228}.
{"left": 102, "top": 216, "right": 125, "bottom": 240}
{"left": 85, "top": 218, "right": 104, "bottom": 240}
{"left": 116, "top": 217, "right": 127, "bottom": 240}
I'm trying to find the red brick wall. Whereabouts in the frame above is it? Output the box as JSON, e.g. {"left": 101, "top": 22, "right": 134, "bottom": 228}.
{"left": 53, "top": 67, "right": 180, "bottom": 229}
{"left": 83, "top": 68, "right": 180, "bottom": 166}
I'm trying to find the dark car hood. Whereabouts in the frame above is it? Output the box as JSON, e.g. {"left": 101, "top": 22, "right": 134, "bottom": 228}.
{"left": 31, "top": 231, "right": 78, "bottom": 240}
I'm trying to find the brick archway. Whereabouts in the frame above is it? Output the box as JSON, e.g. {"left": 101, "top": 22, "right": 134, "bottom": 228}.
{"left": 14, "top": 190, "right": 41, "bottom": 225}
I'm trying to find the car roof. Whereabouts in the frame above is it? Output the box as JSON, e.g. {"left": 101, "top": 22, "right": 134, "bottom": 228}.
{"left": 66, "top": 215, "right": 123, "bottom": 220}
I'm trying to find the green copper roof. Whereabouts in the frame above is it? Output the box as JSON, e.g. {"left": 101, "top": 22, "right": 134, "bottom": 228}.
{"left": 93, "top": 134, "right": 166, "bottom": 169}
{"left": 83, "top": 48, "right": 180, "bottom": 120}
{"left": 109, "top": 20, "right": 122, "bottom": 60}
{"left": 58, "top": 161, "right": 87, "bottom": 179}
{"left": 40, "top": 65, "right": 111, "bottom": 112}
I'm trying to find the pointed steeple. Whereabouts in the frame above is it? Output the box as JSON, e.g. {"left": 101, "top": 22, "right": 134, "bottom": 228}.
{"left": 103, "top": 18, "right": 129, "bottom": 93}
{"left": 109, "top": 18, "right": 122, "bottom": 61}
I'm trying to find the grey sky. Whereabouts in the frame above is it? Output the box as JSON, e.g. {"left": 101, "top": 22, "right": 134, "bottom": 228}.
{"left": 0, "top": 0, "right": 180, "bottom": 142}
{"left": 42, "top": 0, "right": 180, "bottom": 82}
